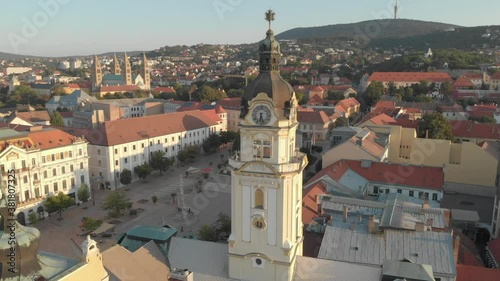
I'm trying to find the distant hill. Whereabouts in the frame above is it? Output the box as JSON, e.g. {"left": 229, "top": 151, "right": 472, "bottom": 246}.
{"left": 0, "top": 51, "right": 144, "bottom": 60}
{"left": 0, "top": 51, "right": 38, "bottom": 60}
{"left": 369, "top": 25, "right": 500, "bottom": 50}
{"left": 276, "top": 19, "right": 460, "bottom": 40}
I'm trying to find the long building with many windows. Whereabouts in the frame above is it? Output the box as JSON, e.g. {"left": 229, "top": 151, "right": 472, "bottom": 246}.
{"left": 0, "top": 126, "right": 89, "bottom": 225}
{"left": 82, "top": 110, "right": 225, "bottom": 190}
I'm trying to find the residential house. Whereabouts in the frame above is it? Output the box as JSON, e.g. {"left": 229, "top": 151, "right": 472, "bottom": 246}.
{"left": 30, "top": 83, "right": 53, "bottom": 96}
{"left": 83, "top": 110, "right": 224, "bottom": 189}
{"left": 466, "top": 103, "right": 498, "bottom": 121}
{"left": 490, "top": 72, "right": 500, "bottom": 90}
{"left": 60, "top": 111, "right": 73, "bottom": 127}
{"left": 323, "top": 129, "right": 389, "bottom": 169}
{"left": 450, "top": 120, "right": 500, "bottom": 143}
{"left": 7, "top": 110, "right": 51, "bottom": 126}
{"left": 58, "top": 83, "right": 81, "bottom": 94}
{"left": 357, "top": 113, "right": 397, "bottom": 127}
{"left": 314, "top": 159, "right": 444, "bottom": 201}
{"left": 368, "top": 72, "right": 453, "bottom": 89}
{"left": 334, "top": 98, "right": 360, "bottom": 118}
{"left": 440, "top": 103, "right": 468, "bottom": 121}
{"left": 45, "top": 90, "right": 97, "bottom": 113}
{"left": 297, "top": 110, "right": 332, "bottom": 141}
{"left": 0, "top": 126, "right": 89, "bottom": 225}
{"left": 329, "top": 126, "right": 361, "bottom": 147}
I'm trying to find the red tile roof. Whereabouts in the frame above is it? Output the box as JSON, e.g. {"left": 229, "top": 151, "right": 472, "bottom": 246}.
{"left": 84, "top": 110, "right": 220, "bottom": 146}
{"left": 217, "top": 97, "right": 241, "bottom": 110}
{"left": 360, "top": 113, "right": 396, "bottom": 125}
{"left": 59, "top": 112, "right": 73, "bottom": 118}
{"left": 439, "top": 104, "right": 465, "bottom": 112}
{"left": 453, "top": 77, "right": 475, "bottom": 88}
{"left": 450, "top": 121, "right": 500, "bottom": 140}
{"left": 404, "top": 108, "right": 421, "bottom": 114}
{"left": 369, "top": 72, "right": 453, "bottom": 83}
{"left": 487, "top": 238, "right": 500, "bottom": 265}
{"left": 65, "top": 83, "right": 80, "bottom": 89}
{"left": 308, "top": 159, "right": 350, "bottom": 184}
{"left": 28, "top": 128, "right": 80, "bottom": 150}
{"left": 297, "top": 111, "right": 330, "bottom": 124}
{"left": 310, "top": 159, "right": 444, "bottom": 190}
{"left": 14, "top": 111, "right": 50, "bottom": 123}
{"left": 214, "top": 105, "right": 226, "bottom": 114}
{"left": 307, "top": 95, "right": 324, "bottom": 105}
{"left": 373, "top": 101, "right": 396, "bottom": 109}
{"left": 336, "top": 98, "right": 360, "bottom": 111}
{"left": 302, "top": 181, "right": 327, "bottom": 225}
{"left": 462, "top": 73, "right": 484, "bottom": 79}
{"left": 388, "top": 119, "right": 419, "bottom": 130}
{"left": 456, "top": 265, "right": 500, "bottom": 281}
{"left": 491, "top": 72, "right": 500, "bottom": 80}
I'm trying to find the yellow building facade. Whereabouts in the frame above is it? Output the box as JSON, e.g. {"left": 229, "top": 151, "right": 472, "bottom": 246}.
{"left": 367, "top": 125, "right": 498, "bottom": 187}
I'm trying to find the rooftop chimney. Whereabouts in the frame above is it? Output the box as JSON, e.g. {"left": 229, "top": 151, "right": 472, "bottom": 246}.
{"left": 453, "top": 236, "right": 461, "bottom": 265}
{"left": 422, "top": 200, "right": 429, "bottom": 210}
{"left": 170, "top": 268, "right": 194, "bottom": 281}
{"left": 415, "top": 222, "right": 426, "bottom": 232}
{"left": 343, "top": 206, "right": 348, "bottom": 222}
{"left": 426, "top": 218, "right": 434, "bottom": 227}
{"left": 317, "top": 203, "right": 322, "bottom": 216}
{"left": 368, "top": 215, "right": 375, "bottom": 233}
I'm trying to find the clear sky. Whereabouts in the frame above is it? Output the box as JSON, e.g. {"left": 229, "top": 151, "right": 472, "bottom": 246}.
{"left": 1, "top": 0, "right": 499, "bottom": 57}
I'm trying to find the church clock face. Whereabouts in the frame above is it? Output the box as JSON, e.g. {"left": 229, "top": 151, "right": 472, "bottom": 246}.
{"left": 252, "top": 105, "right": 271, "bottom": 125}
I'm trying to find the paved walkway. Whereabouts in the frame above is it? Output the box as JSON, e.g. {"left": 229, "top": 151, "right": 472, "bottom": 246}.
{"left": 37, "top": 150, "right": 232, "bottom": 259}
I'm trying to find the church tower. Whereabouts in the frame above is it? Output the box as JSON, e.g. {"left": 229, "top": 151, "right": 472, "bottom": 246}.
{"left": 122, "top": 52, "right": 132, "bottom": 85}
{"left": 91, "top": 54, "right": 102, "bottom": 91}
{"left": 141, "top": 52, "right": 151, "bottom": 90}
{"left": 112, "top": 53, "right": 121, "bottom": 75}
{"left": 228, "top": 10, "right": 307, "bottom": 281}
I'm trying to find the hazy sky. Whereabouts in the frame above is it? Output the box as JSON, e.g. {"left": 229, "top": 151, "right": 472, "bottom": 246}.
{"left": 1, "top": 0, "right": 499, "bottom": 57}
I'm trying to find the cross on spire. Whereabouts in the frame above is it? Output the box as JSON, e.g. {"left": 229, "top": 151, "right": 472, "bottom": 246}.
{"left": 265, "top": 9, "right": 275, "bottom": 30}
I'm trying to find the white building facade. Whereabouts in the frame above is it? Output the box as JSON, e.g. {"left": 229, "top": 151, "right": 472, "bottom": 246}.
{"left": 84, "top": 110, "right": 225, "bottom": 190}
{"left": 0, "top": 127, "right": 89, "bottom": 225}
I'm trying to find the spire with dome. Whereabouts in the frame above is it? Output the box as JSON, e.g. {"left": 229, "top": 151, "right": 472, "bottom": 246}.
{"left": 241, "top": 10, "right": 295, "bottom": 117}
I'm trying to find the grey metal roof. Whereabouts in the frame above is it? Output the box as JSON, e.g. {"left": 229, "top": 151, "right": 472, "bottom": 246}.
{"left": 382, "top": 260, "right": 435, "bottom": 281}
{"left": 318, "top": 226, "right": 456, "bottom": 276}
{"left": 168, "top": 237, "right": 229, "bottom": 278}
{"left": 451, "top": 209, "right": 480, "bottom": 222}
{"left": 294, "top": 256, "right": 382, "bottom": 281}
{"left": 319, "top": 194, "right": 447, "bottom": 230}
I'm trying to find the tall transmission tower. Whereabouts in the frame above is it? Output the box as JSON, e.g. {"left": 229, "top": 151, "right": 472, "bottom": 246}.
{"left": 394, "top": 0, "right": 399, "bottom": 19}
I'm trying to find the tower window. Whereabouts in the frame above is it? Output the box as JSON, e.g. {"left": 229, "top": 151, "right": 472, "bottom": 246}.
{"left": 253, "top": 140, "right": 271, "bottom": 158}
{"left": 254, "top": 189, "right": 264, "bottom": 209}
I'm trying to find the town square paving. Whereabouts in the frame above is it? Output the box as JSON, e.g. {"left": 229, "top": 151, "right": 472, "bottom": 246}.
{"left": 36, "top": 150, "right": 232, "bottom": 259}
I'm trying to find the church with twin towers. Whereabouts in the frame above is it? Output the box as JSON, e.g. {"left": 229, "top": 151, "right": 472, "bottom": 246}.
{"left": 91, "top": 52, "right": 151, "bottom": 92}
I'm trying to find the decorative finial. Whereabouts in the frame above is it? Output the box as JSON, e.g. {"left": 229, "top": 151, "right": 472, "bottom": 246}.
{"left": 265, "top": 9, "right": 275, "bottom": 30}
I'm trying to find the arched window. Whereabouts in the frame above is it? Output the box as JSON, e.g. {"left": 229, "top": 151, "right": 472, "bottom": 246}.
{"left": 33, "top": 173, "right": 38, "bottom": 181}
{"left": 255, "top": 189, "right": 264, "bottom": 209}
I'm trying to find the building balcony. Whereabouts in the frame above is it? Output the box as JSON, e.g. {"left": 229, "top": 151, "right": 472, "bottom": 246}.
{"left": 17, "top": 196, "right": 46, "bottom": 207}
